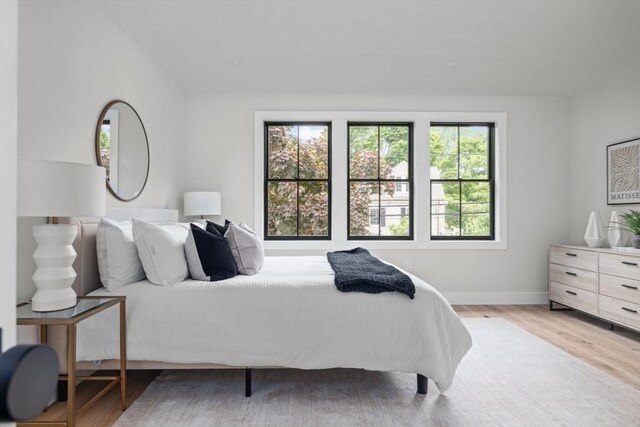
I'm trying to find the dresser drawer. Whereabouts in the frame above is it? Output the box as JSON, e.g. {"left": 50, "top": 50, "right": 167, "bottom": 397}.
{"left": 549, "top": 281, "right": 597, "bottom": 314}
{"left": 599, "top": 274, "right": 640, "bottom": 305}
{"left": 599, "top": 253, "right": 640, "bottom": 280}
{"left": 549, "top": 263, "right": 597, "bottom": 292}
{"left": 599, "top": 294, "right": 640, "bottom": 331}
{"left": 550, "top": 247, "right": 597, "bottom": 271}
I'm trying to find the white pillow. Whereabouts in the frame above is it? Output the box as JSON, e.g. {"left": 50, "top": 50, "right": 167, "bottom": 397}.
{"left": 132, "top": 219, "right": 189, "bottom": 286}
{"left": 225, "top": 222, "right": 264, "bottom": 275}
{"left": 96, "top": 218, "right": 146, "bottom": 291}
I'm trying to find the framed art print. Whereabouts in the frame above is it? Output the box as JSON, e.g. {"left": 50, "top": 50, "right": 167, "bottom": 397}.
{"left": 607, "top": 137, "right": 640, "bottom": 205}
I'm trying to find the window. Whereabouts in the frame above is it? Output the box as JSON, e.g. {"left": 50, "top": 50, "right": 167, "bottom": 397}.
{"left": 369, "top": 208, "right": 387, "bottom": 226}
{"left": 264, "top": 122, "right": 331, "bottom": 240}
{"left": 256, "top": 111, "right": 506, "bottom": 249}
{"left": 348, "top": 122, "right": 412, "bottom": 239}
{"left": 370, "top": 208, "right": 379, "bottom": 225}
{"left": 430, "top": 123, "right": 494, "bottom": 240}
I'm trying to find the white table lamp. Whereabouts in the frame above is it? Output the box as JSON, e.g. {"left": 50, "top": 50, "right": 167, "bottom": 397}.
{"left": 18, "top": 160, "right": 106, "bottom": 312}
{"left": 184, "top": 191, "right": 221, "bottom": 219}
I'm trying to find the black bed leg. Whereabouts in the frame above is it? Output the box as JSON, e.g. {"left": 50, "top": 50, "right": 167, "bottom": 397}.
{"left": 57, "top": 380, "right": 68, "bottom": 402}
{"left": 417, "top": 374, "right": 428, "bottom": 394}
{"left": 245, "top": 368, "right": 252, "bottom": 397}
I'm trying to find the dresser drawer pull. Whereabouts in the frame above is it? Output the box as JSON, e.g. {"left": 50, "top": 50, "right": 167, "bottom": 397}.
{"left": 621, "top": 284, "right": 639, "bottom": 290}
{"left": 565, "top": 272, "right": 577, "bottom": 276}
{"left": 565, "top": 290, "right": 577, "bottom": 296}
{"left": 621, "top": 307, "right": 638, "bottom": 314}
{"left": 565, "top": 252, "right": 577, "bottom": 257}
{"left": 621, "top": 261, "right": 638, "bottom": 266}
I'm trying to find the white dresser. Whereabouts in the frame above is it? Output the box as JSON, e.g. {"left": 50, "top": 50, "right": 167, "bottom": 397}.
{"left": 549, "top": 244, "right": 640, "bottom": 332}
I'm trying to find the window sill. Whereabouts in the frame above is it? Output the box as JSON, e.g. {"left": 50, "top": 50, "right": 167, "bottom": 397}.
{"left": 263, "top": 239, "right": 507, "bottom": 251}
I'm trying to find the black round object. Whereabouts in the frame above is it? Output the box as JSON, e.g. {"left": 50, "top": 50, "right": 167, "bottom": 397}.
{"left": 0, "top": 344, "right": 59, "bottom": 422}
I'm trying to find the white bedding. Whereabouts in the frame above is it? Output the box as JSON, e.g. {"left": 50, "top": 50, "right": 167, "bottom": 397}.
{"left": 79, "top": 256, "right": 472, "bottom": 392}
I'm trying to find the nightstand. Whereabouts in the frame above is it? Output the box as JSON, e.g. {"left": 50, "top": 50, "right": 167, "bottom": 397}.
{"left": 16, "top": 296, "right": 127, "bottom": 427}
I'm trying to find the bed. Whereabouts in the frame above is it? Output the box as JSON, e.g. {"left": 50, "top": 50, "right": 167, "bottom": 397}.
{"left": 50, "top": 208, "right": 472, "bottom": 395}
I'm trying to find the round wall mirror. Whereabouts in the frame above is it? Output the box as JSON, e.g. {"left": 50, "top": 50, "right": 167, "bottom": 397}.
{"left": 95, "top": 100, "right": 149, "bottom": 201}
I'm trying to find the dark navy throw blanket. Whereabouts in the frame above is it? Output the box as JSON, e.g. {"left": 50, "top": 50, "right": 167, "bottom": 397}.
{"left": 327, "top": 247, "right": 415, "bottom": 299}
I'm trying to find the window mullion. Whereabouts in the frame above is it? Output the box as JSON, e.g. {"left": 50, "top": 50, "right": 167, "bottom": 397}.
{"left": 377, "top": 125, "right": 381, "bottom": 237}
{"left": 296, "top": 126, "right": 300, "bottom": 236}
{"left": 458, "top": 178, "right": 462, "bottom": 237}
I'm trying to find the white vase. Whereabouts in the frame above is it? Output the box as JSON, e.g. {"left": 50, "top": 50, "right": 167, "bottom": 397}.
{"left": 584, "top": 211, "right": 605, "bottom": 248}
{"left": 607, "top": 211, "right": 627, "bottom": 248}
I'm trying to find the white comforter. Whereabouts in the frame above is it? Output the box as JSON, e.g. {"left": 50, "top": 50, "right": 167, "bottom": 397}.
{"left": 80, "top": 256, "right": 472, "bottom": 392}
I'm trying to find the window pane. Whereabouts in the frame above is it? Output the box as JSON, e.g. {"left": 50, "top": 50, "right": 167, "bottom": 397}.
{"left": 349, "top": 126, "right": 379, "bottom": 179}
{"left": 381, "top": 183, "right": 410, "bottom": 236}
{"left": 350, "top": 181, "right": 379, "bottom": 236}
{"left": 461, "top": 182, "right": 491, "bottom": 236}
{"left": 459, "top": 126, "right": 489, "bottom": 179}
{"left": 461, "top": 214, "right": 491, "bottom": 236}
{"left": 299, "top": 125, "right": 329, "bottom": 179}
{"left": 379, "top": 126, "right": 409, "bottom": 179}
{"left": 267, "top": 181, "right": 297, "bottom": 236}
{"left": 299, "top": 182, "right": 329, "bottom": 236}
{"left": 430, "top": 126, "right": 458, "bottom": 179}
{"left": 461, "top": 182, "right": 490, "bottom": 212}
{"left": 268, "top": 125, "right": 298, "bottom": 179}
{"left": 431, "top": 182, "right": 460, "bottom": 236}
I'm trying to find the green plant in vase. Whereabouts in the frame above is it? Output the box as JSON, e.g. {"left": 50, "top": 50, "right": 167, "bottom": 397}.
{"left": 620, "top": 210, "right": 640, "bottom": 249}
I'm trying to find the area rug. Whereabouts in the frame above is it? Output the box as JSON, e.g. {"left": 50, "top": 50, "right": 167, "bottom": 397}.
{"left": 114, "top": 318, "right": 640, "bottom": 426}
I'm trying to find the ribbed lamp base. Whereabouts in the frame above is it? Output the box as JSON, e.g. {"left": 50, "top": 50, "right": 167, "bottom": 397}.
{"left": 31, "top": 224, "right": 78, "bottom": 312}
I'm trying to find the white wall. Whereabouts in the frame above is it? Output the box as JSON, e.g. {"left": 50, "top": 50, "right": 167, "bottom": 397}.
{"left": 569, "top": 66, "right": 640, "bottom": 243}
{"left": 188, "top": 94, "right": 571, "bottom": 303}
{"left": 16, "top": 0, "right": 188, "bottom": 302}
{"left": 0, "top": 0, "right": 18, "bottom": 352}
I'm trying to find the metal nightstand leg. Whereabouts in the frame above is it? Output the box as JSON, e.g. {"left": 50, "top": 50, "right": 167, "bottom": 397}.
{"left": 120, "top": 300, "right": 127, "bottom": 410}
{"left": 67, "top": 324, "right": 76, "bottom": 427}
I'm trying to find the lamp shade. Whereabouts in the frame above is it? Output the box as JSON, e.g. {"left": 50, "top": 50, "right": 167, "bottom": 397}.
{"left": 18, "top": 160, "right": 106, "bottom": 217}
{"left": 184, "top": 191, "right": 221, "bottom": 216}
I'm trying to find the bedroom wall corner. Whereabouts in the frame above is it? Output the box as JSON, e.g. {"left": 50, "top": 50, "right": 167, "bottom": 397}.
{"left": 0, "top": 0, "right": 18, "bottom": 353}
{"left": 16, "top": 0, "right": 188, "bottom": 316}
{"left": 569, "top": 65, "right": 640, "bottom": 244}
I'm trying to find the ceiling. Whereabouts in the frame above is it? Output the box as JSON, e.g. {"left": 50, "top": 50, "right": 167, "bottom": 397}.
{"left": 94, "top": 0, "right": 640, "bottom": 96}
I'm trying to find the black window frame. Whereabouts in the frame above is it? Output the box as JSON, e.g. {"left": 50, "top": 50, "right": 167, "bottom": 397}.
{"left": 429, "top": 122, "right": 495, "bottom": 241}
{"left": 264, "top": 121, "right": 332, "bottom": 241}
{"left": 347, "top": 122, "right": 414, "bottom": 240}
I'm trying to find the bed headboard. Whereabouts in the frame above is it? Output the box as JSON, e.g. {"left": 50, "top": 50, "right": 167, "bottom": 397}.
{"left": 61, "top": 207, "right": 179, "bottom": 296}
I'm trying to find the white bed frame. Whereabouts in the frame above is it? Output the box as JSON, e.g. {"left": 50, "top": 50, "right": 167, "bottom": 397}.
{"left": 48, "top": 208, "right": 428, "bottom": 397}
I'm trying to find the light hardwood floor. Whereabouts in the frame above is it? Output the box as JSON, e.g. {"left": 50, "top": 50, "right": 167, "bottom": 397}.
{"left": 31, "top": 305, "right": 640, "bottom": 427}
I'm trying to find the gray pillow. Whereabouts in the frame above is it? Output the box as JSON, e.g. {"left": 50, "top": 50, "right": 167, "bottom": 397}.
{"left": 225, "top": 222, "right": 264, "bottom": 275}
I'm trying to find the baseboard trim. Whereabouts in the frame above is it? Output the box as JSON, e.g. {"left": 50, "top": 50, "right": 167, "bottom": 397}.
{"left": 443, "top": 292, "right": 549, "bottom": 305}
